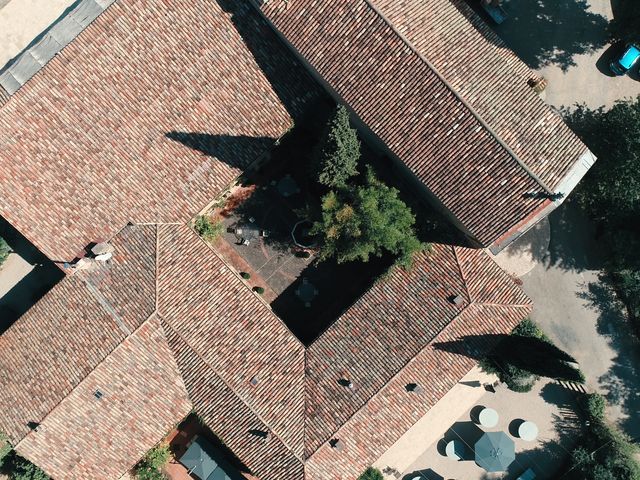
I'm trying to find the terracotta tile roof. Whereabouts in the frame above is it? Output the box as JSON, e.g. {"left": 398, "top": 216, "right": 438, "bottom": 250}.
{"left": 157, "top": 224, "right": 306, "bottom": 461}
{"left": 15, "top": 314, "right": 191, "bottom": 480}
{"left": 303, "top": 246, "right": 531, "bottom": 477}
{"left": 0, "top": 224, "right": 530, "bottom": 480}
{"left": 0, "top": 0, "right": 318, "bottom": 262}
{"left": 257, "top": 0, "right": 593, "bottom": 245}
{"left": 0, "top": 224, "right": 157, "bottom": 444}
{"left": 373, "top": 0, "right": 590, "bottom": 188}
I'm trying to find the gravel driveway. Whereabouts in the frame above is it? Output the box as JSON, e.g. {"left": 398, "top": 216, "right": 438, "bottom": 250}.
{"left": 519, "top": 203, "right": 640, "bottom": 441}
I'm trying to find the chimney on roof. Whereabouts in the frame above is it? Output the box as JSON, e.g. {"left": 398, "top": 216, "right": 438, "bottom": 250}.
{"left": 249, "top": 429, "right": 269, "bottom": 440}
{"left": 329, "top": 439, "right": 344, "bottom": 451}
{"left": 449, "top": 294, "right": 464, "bottom": 306}
{"left": 338, "top": 378, "right": 354, "bottom": 389}
{"left": 91, "top": 242, "right": 115, "bottom": 262}
{"left": 249, "top": 376, "right": 259, "bottom": 386}
{"left": 405, "top": 383, "right": 424, "bottom": 394}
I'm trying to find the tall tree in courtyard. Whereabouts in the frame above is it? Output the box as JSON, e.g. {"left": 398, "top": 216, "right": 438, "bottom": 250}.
{"left": 312, "top": 167, "right": 424, "bottom": 267}
{"left": 313, "top": 105, "right": 360, "bottom": 189}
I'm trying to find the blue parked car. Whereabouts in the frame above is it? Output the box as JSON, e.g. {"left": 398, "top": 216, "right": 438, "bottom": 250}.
{"left": 610, "top": 44, "right": 640, "bottom": 75}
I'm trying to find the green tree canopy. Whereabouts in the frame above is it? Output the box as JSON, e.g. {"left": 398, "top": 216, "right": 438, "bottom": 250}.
{"left": 313, "top": 105, "right": 360, "bottom": 189}
{"left": 566, "top": 99, "right": 640, "bottom": 222}
{"left": 312, "top": 168, "right": 423, "bottom": 267}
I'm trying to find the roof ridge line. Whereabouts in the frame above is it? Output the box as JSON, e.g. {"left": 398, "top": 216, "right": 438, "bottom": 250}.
{"left": 158, "top": 316, "right": 305, "bottom": 464}
{"left": 361, "top": 0, "right": 553, "bottom": 194}
{"left": 305, "top": 302, "right": 473, "bottom": 459}
{"left": 14, "top": 311, "right": 159, "bottom": 449}
{"left": 476, "top": 302, "right": 532, "bottom": 308}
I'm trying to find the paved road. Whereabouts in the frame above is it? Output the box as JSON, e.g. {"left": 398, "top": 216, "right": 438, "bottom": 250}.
{"left": 493, "top": 0, "right": 640, "bottom": 109}
{"left": 520, "top": 203, "right": 640, "bottom": 441}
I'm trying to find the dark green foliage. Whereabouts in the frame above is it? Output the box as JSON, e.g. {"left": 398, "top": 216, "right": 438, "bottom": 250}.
{"left": 566, "top": 100, "right": 640, "bottom": 222}
{"left": 134, "top": 444, "right": 170, "bottom": 480}
{"left": 481, "top": 319, "right": 584, "bottom": 391}
{"left": 5, "top": 453, "right": 50, "bottom": 480}
{"left": 313, "top": 105, "right": 360, "bottom": 189}
{"left": 253, "top": 286, "right": 265, "bottom": 294}
{"left": 0, "top": 432, "right": 11, "bottom": 468}
{"left": 193, "top": 215, "right": 224, "bottom": 242}
{"left": 240, "top": 272, "right": 251, "bottom": 280}
{"left": 613, "top": 269, "right": 640, "bottom": 332}
{"left": 312, "top": 168, "right": 424, "bottom": 267}
{"left": 585, "top": 393, "right": 606, "bottom": 421}
{"left": 358, "top": 467, "right": 384, "bottom": 480}
{"left": 564, "top": 100, "right": 640, "bottom": 338}
{"left": 0, "top": 237, "right": 10, "bottom": 266}
{"left": 568, "top": 415, "right": 640, "bottom": 480}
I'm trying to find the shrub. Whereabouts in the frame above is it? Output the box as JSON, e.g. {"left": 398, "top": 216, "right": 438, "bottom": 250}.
{"left": 240, "top": 272, "right": 251, "bottom": 280}
{"left": 358, "top": 467, "right": 384, "bottom": 480}
{"left": 0, "top": 237, "right": 10, "bottom": 266}
{"left": 313, "top": 105, "right": 360, "bottom": 189}
{"left": 253, "top": 286, "right": 265, "bottom": 295}
{"left": 567, "top": 417, "right": 640, "bottom": 480}
{"left": 142, "top": 444, "right": 170, "bottom": 470}
{"left": 134, "top": 444, "right": 170, "bottom": 480}
{"left": 480, "top": 319, "right": 584, "bottom": 392}
{"left": 585, "top": 393, "right": 606, "bottom": 421}
{"left": 193, "top": 215, "right": 224, "bottom": 242}
{"left": 6, "top": 453, "right": 50, "bottom": 480}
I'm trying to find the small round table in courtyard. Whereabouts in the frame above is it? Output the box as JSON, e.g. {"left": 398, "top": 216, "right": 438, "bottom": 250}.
{"left": 445, "top": 439, "right": 465, "bottom": 460}
{"left": 478, "top": 407, "right": 499, "bottom": 428}
{"left": 277, "top": 175, "right": 300, "bottom": 197}
{"left": 518, "top": 421, "right": 539, "bottom": 441}
{"left": 295, "top": 279, "right": 318, "bottom": 307}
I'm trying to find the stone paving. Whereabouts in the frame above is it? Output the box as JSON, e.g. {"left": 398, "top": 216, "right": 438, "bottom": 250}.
{"left": 386, "top": 379, "right": 582, "bottom": 480}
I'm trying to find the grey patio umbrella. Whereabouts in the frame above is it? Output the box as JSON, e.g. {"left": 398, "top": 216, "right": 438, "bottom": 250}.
{"left": 179, "top": 437, "right": 219, "bottom": 480}
{"left": 474, "top": 431, "right": 515, "bottom": 472}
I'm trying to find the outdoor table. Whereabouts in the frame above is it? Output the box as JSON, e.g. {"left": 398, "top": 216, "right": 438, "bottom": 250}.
{"left": 277, "top": 175, "right": 300, "bottom": 197}
{"left": 235, "top": 223, "right": 261, "bottom": 241}
{"left": 518, "top": 421, "right": 539, "bottom": 441}
{"left": 478, "top": 407, "right": 499, "bottom": 428}
{"left": 295, "top": 280, "right": 317, "bottom": 304}
{"left": 474, "top": 431, "right": 515, "bottom": 472}
{"left": 445, "top": 439, "right": 465, "bottom": 460}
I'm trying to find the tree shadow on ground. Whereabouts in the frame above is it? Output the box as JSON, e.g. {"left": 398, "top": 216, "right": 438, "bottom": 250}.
{"left": 577, "top": 277, "right": 640, "bottom": 440}
{"left": 470, "top": 0, "right": 609, "bottom": 71}
{"left": 214, "top": 0, "right": 322, "bottom": 120}
{"left": 609, "top": 0, "right": 640, "bottom": 43}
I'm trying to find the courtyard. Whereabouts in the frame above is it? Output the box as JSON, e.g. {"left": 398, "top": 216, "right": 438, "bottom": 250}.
{"left": 377, "top": 377, "right": 583, "bottom": 480}
{"left": 214, "top": 172, "right": 391, "bottom": 345}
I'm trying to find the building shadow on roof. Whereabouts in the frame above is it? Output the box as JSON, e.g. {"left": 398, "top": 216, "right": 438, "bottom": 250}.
{"left": 458, "top": 0, "right": 609, "bottom": 71}
{"left": 165, "top": 132, "right": 276, "bottom": 171}
{"left": 215, "top": 0, "right": 323, "bottom": 120}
